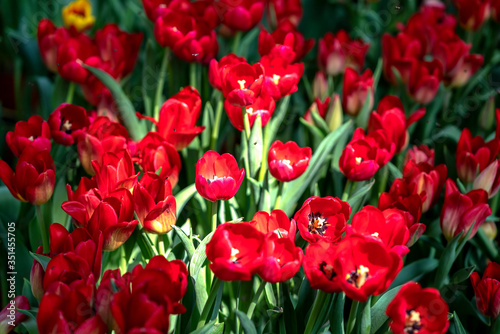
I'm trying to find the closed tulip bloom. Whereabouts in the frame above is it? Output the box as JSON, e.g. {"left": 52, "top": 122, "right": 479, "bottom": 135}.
{"left": 348, "top": 206, "right": 410, "bottom": 256}
{"left": 224, "top": 95, "right": 275, "bottom": 131}
{"left": 268, "top": 140, "right": 312, "bottom": 182}
{"left": 257, "top": 234, "right": 303, "bottom": 283}
{"left": 37, "top": 19, "right": 69, "bottom": 72}
{"left": 258, "top": 21, "right": 314, "bottom": 62}
{"left": 219, "top": 0, "right": 264, "bottom": 32}
{"left": 154, "top": 10, "right": 195, "bottom": 49}
{"left": 453, "top": 0, "right": 491, "bottom": 31}
{"left": 267, "top": 0, "right": 303, "bottom": 28}
{"left": 294, "top": 196, "right": 350, "bottom": 244}
{"left": 408, "top": 60, "right": 443, "bottom": 105}
{"left": 456, "top": 128, "right": 500, "bottom": 184}
{"left": 195, "top": 151, "right": 245, "bottom": 202}
{"left": 404, "top": 144, "right": 435, "bottom": 166}
{"left": 6, "top": 115, "right": 51, "bottom": 157}
{"left": 249, "top": 209, "right": 296, "bottom": 241}
{"left": 172, "top": 21, "right": 219, "bottom": 64}
{"left": 134, "top": 172, "right": 176, "bottom": 234}
{"left": 206, "top": 222, "right": 265, "bottom": 281}
{"left": 470, "top": 262, "right": 500, "bottom": 318}
{"left": 0, "top": 146, "right": 55, "bottom": 205}
{"left": 48, "top": 103, "right": 90, "bottom": 146}
{"left": 473, "top": 159, "right": 500, "bottom": 198}
{"left": 386, "top": 282, "right": 449, "bottom": 334}
{"left": 0, "top": 296, "right": 30, "bottom": 334}
{"left": 440, "top": 179, "right": 491, "bottom": 242}
{"left": 221, "top": 62, "right": 265, "bottom": 107}
{"left": 339, "top": 128, "right": 396, "bottom": 182}
{"left": 342, "top": 67, "right": 374, "bottom": 116}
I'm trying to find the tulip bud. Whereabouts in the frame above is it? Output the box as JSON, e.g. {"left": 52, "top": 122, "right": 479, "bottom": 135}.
{"left": 473, "top": 160, "right": 500, "bottom": 198}
{"left": 312, "top": 71, "right": 329, "bottom": 100}
{"left": 325, "top": 94, "right": 343, "bottom": 132}
{"left": 30, "top": 261, "right": 45, "bottom": 300}
{"left": 480, "top": 221, "right": 498, "bottom": 241}
{"left": 479, "top": 97, "right": 496, "bottom": 132}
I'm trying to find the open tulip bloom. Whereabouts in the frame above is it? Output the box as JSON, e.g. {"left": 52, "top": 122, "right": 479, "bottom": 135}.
{"left": 3, "top": 1, "right": 500, "bottom": 333}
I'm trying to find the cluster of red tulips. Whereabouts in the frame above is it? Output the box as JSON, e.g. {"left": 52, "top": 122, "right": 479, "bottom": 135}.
{"left": 2, "top": 0, "right": 500, "bottom": 333}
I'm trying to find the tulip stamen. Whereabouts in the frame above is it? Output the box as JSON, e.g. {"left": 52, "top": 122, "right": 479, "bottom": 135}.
{"left": 345, "top": 264, "right": 370, "bottom": 288}
{"left": 319, "top": 260, "right": 336, "bottom": 280}
{"left": 404, "top": 309, "right": 422, "bottom": 334}
{"left": 272, "top": 74, "right": 281, "bottom": 85}
{"left": 237, "top": 79, "right": 247, "bottom": 90}
{"left": 60, "top": 118, "right": 73, "bottom": 133}
{"left": 307, "top": 212, "right": 329, "bottom": 235}
{"left": 355, "top": 157, "right": 363, "bottom": 165}
{"left": 229, "top": 247, "right": 242, "bottom": 263}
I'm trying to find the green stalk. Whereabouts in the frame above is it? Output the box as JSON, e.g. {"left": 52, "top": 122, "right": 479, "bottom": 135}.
{"left": 246, "top": 279, "right": 267, "bottom": 319}
{"left": 304, "top": 291, "right": 328, "bottom": 334}
{"left": 154, "top": 48, "right": 170, "bottom": 121}
{"left": 242, "top": 107, "right": 251, "bottom": 138}
{"left": 210, "top": 95, "right": 224, "bottom": 151}
{"left": 258, "top": 122, "right": 271, "bottom": 182}
{"left": 36, "top": 205, "right": 50, "bottom": 253}
{"left": 275, "top": 182, "right": 284, "bottom": 210}
{"left": 190, "top": 62, "right": 198, "bottom": 90}
{"left": 346, "top": 300, "right": 360, "bottom": 334}
{"left": 197, "top": 278, "right": 223, "bottom": 328}
{"left": 212, "top": 200, "right": 219, "bottom": 232}
{"left": 232, "top": 31, "right": 243, "bottom": 55}
{"left": 342, "top": 180, "right": 353, "bottom": 201}
{"left": 158, "top": 236, "right": 166, "bottom": 256}
{"left": 66, "top": 81, "right": 75, "bottom": 104}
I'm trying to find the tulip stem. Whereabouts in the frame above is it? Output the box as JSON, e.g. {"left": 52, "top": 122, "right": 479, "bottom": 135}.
{"left": 190, "top": 62, "right": 198, "bottom": 90}
{"left": 246, "top": 279, "right": 267, "bottom": 319}
{"left": 346, "top": 300, "right": 359, "bottom": 334}
{"left": 304, "top": 290, "right": 328, "bottom": 334}
{"left": 158, "top": 236, "right": 166, "bottom": 256}
{"left": 342, "top": 180, "right": 353, "bottom": 201}
{"left": 232, "top": 31, "right": 242, "bottom": 55}
{"left": 242, "top": 107, "right": 251, "bottom": 138}
{"left": 154, "top": 48, "right": 170, "bottom": 122}
{"left": 210, "top": 94, "right": 224, "bottom": 151}
{"left": 66, "top": 81, "right": 75, "bottom": 104}
{"left": 258, "top": 122, "right": 271, "bottom": 182}
{"left": 197, "top": 277, "right": 223, "bottom": 329}
{"left": 36, "top": 205, "right": 50, "bottom": 253}
{"left": 275, "top": 182, "right": 283, "bottom": 210}
{"left": 212, "top": 200, "right": 218, "bottom": 232}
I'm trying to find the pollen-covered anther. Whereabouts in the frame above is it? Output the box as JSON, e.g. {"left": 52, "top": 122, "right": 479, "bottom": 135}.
{"left": 345, "top": 265, "right": 370, "bottom": 288}
{"left": 229, "top": 248, "right": 240, "bottom": 263}
{"left": 237, "top": 79, "right": 247, "bottom": 90}
{"left": 404, "top": 309, "right": 422, "bottom": 334}
{"left": 272, "top": 74, "right": 281, "bottom": 85}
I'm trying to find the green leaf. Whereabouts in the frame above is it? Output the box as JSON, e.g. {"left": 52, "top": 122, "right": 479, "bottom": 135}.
{"left": 17, "top": 308, "right": 38, "bottom": 334}
{"left": 189, "top": 321, "right": 216, "bottom": 334}
{"left": 387, "top": 162, "right": 402, "bottom": 180}
{"left": 329, "top": 293, "right": 345, "bottom": 333}
{"left": 175, "top": 184, "right": 197, "bottom": 217}
{"left": 370, "top": 285, "right": 403, "bottom": 334}
{"left": 450, "top": 312, "right": 468, "bottom": 334}
{"left": 172, "top": 225, "right": 196, "bottom": 257}
{"left": 142, "top": 39, "right": 156, "bottom": 118}
{"left": 279, "top": 120, "right": 353, "bottom": 215}
{"left": 235, "top": 310, "right": 258, "bottom": 334}
{"left": 450, "top": 266, "right": 476, "bottom": 285}
{"left": 266, "top": 95, "right": 291, "bottom": 152}
{"left": 29, "top": 252, "right": 51, "bottom": 271}
{"left": 299, "top": 117, "right": 326, "bottom": 140}
{"left": 390, "top": 258, "right": 439, "bottom": 289}
{"left": 201, "top": 101, "right": 214, "bottom": 149}
{"left": 190, "top": 232, "right": 214, "bottom": 313}
{"left": 355, "top": 87, "right": 373, "bottom": 129}
{"left": 310, "top": 109, "right": 330, "bottom": 135}
{"left": 52, "top": 175, "right": 69, "bottom": 229}
{"left": 83, "top": 64, "right": 146, "bottom": 140}
{"left": 359, "top": 296, "right": 372, "bottom": 334}
{"left": 248, "top": 115, "right": 263, "bottom": 178}
{"left": 372, "top": 58, "right": 383, "bottom": 90}
{"left": 347, "top": 179, "right": 375, "bottom": 208}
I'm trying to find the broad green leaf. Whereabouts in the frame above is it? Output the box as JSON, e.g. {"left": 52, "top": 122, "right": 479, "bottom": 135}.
{"left": 83, "top": 64, "right": 146, "bottom": 140}
{"left": 450, "top": 266, "right": 476, "bottom": 285}
{"left": 248, "top": 115, "right": 263, "bottom": 178}
{"left": 176, "top": 184, "right": 197, "bottom": 217}
{"left": 329, "top": 293, "right": 345, "bottom": 333}
{"left": 142, "top": 39, "right": 156, "bottom": 118}
{"left": 355, "top": 87, "right": 373, "bottom": 129}
{"left": 278, "top": 120, "right": 353, "bottom": 215}
{"left": 299, "top": 117, "right": 325, "bottom": 141}
{"left": 29, "top": 252, "right": 51, "bottom": 271}
{"left": 360, "top": 296, "right": 372, "bottom": 334}
{"left": 450, "top": 312, "right": 468, "bottom": 334}
{"left": 266, "top": 95, "right": 291, "bottom": 152}
{"left": 190, "top": 232, "right": 214, "bottom": 313}
{"left": 387, "top": 162, "right": 402, "bottom": 180}
{"left": 172, "top": 225, "right": 195, "bottom": 257}
{"left": 347, "top": 179, "right": 375, "bottom": 208}
{"left": 370, "top": 285, "right": 403, "bottom": 334}
{"left": 201, "top": 101, "right": 214, "bottom": 149}
{"left": 18, "top": 308, "right": 38, "bottom": 334}
{"left": 390, "top": 258, "right": 439, "bottom": 289}
{"left": 190, "top": 321, "right": 216, "bottom": 334}
{"left": 235, "top": 310, "right": 258, "bottom": 334}
{"left": 310, "top": 109, "right": 330, "bottom": 135}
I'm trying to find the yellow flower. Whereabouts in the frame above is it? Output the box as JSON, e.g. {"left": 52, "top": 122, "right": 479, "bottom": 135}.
{"left": 62, "top": 0, "right": 95, "bottom": 32}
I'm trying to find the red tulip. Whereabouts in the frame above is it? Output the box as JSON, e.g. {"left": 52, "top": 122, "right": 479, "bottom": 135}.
{"left": 42, "top": 253, "right": 94, "bottom": 291}
{"left": 95, "top": 24, "right": 143, "bottom": 79}
{"left": 497, "top": 108, "right": 500, "bottom": 139}
{"left": 348, "top": 206, "right": 410, "bottom": 255}
{"left": 456, "top": 128, "right": 500, "bottom": 184}
{"left": 136, "top": 132, "right": 182, "bottom": 188}
{"left": 6, "top": 115, "right": 51, "bottom": 157}
{"left": 382, "top": 33, "right": 423, "bottom": 85}
{"left": 37, "top": 278, "right": 107, "bottom": 334}
{"left": 368, "top": 95, "right": 426, "bottom": 153}
{"left": 77, "top": 116, "right": 129, "bottom": 175}
{"left": 142, "top": 0, "right": 170, "bottom": 21}
{"left": 342, "top": 67, "right": 374, "bottom": 116}
{"left": 267, "top": 140, "right": 312, "bottom": 182}
{"left": 224, "top": 94, "right": 275, "bottom": 131}
{"left": 378, "top": 178, "right": 426, "bottom": 245}
{"left": 404, "top": 144, "right": 435, "bottom": 166}
{"left": 91, "top": 150, "right": 138, "bottom": 196}
{"left": 134, "top": 172, "right": 176, "bottom": 234}
{"left": 249, "top": 209, "right": 296, "bottom": 241}
{"left": 312, "top": 71, "right": 329, "bottom": 100}
{"left": 172, "top": 21, "right": 218, "bottom": 64}
{"left": 441, "top": 179, "right": 491, "bottom": 242}
{"left": 473, "top": 159, "right": 500, "bottom": 198}
{"left": 221, "top": 61, "right": 264, "bottom": 107}
{"left": 56, "top": 33, "right": 97, "bottom": 83}
{"left": 257, "top": 234, "right": 303, "bottom": 283}
{"left": 208, "top": 53, "right": 246, "bottom": 91}
{"left": 318, "top": 30, "right": 369, "bottom": 76}
{"left": 48, "top": 103, "right": 90, "bottom": 146}
{"left": 403, "top": 160, "right": 447, "bottom": 213}
{"left": 154, "top": 10, "right": 195, "bottom": 49}
{"left": 219, "top": 0, "right": 264, "bottom": 32}
{"left": 303, "top": 241, "right": 343, "bottom": 293}
{"left": 0, "top": 296, "right": 30, "bottom": 334}
{"left": 206, "top": 222, "right": 265, "bottom": 281}
{"left": 266, "top": 0, "right": 303, "bottom": 28}
{"left": 339, "top": 128, "right": 396, "bottom": 181}
{"left": 37, "top": 19, "right": 69, "bottom": 72}
{"left": 294, "top": 196, "right": 350, "bottom": 244}
{"left": 493, "top": 0, "right": 500, "bottom": 22}
{"left": 260, "top": 45, "right": 304, "bottom": 100}
{"left": 448, "top": 54, "right": 483, "bottom": 88}
{"left": 453, "top": 0, "right": 491, "bottom": 31}
{"left": 386, "top": 282, "right": 449, "bottom": 334}
{"left": 470, "top": 262, "right": 500, "bottom": 318}
{"left": 408, "top": 60, "right": 442, "bottom": 105}
{"left": 195, "top": 151, "right": 245, "bottom": 202}
{"left": 0, "top": 146, "right": 55, "bottom": 205}
{"left": 95, "top": 269, "right": 132, "bottom": 330}
{"left": 258, "top": 21, "right": 314, "bottom": 62}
